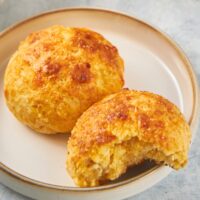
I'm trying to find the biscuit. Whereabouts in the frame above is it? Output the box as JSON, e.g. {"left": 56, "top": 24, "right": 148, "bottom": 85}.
{"left": 4, "top": 26, "right": 124, "bottom": 133}
{"left": 67, "top": 89, "right": 191, "bottom": 186}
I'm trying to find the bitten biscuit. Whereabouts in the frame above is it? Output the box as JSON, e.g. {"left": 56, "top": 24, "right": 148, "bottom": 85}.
{"left": 67, "top": 89, "right": 191, "bottom": 187}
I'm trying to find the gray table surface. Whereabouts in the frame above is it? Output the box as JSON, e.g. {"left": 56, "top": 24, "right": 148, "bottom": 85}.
{"left": 0, "top": 0, "right": 200, "bottom": 199}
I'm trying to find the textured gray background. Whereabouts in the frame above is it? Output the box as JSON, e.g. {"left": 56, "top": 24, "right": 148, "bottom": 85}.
{"left": 0, "top": 0, "right": 200, "bottom": 200}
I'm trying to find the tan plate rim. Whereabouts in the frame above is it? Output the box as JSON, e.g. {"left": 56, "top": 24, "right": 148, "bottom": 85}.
{"left": 0, "top": 7, "right": 199, "bottom": 192}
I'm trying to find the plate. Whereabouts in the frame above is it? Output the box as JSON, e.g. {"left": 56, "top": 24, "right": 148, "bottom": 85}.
{"left": 0, "top": 8, "right": 199, "bottom": 200}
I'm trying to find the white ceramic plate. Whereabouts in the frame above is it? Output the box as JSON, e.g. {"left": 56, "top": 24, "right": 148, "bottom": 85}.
{"left": 0, "top": 8, "right": 199, "bottom": 200}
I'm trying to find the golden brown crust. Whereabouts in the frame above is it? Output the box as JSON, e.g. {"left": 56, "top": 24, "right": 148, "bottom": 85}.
{"left": 4, "top": 26, "right": 124, "bottom": 133}
{"left": 72, "top": 28, "right": 118, "bottom": 67}
{"left": 71, "top": 63, "right": 91, "bottom": 84}
{"left": 67, "top": 89, "right": 191, "bottom": 187}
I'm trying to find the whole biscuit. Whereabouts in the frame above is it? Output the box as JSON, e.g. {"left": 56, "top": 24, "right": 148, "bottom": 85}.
{"left": 4, "top": 26, "right": 124, "bottom": 133}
